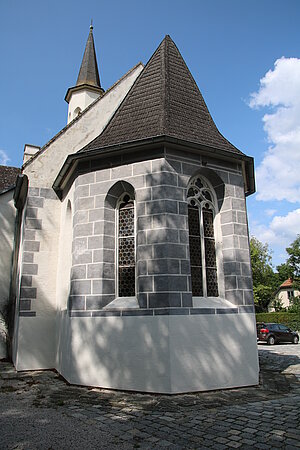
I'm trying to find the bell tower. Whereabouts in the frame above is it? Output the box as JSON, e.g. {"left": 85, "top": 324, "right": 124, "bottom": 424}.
{"left": 65, "top": 24, "right": 104, "bottom": 123}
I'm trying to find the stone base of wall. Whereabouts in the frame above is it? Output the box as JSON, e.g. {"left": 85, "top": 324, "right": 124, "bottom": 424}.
{"left": 53, "top": 312, "right": 259, "bottom": 394}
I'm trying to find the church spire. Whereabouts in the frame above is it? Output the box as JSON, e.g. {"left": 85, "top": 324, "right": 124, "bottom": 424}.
{"left": 65, "top": 24, "right": 104, "bottom": 124}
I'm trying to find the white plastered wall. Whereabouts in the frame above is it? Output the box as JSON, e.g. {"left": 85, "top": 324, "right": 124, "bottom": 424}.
{"left": 0, "top": 189, "right": 16, "bottom": 358}
{"left": 57, "top": 313, "right": 259, "bottom": 393}
{"left": 67, "top": 90, "right": 100, "bottom": 123}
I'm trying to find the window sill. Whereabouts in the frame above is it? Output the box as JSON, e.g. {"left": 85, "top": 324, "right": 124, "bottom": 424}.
{"left": 193, "top": 296, "right": 236, "bottom": 309}
{"left": 103, "top": 297, "right": 139, "bottom": 309}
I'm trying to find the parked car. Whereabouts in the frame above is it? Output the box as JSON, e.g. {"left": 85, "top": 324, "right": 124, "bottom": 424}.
{"left": 256, "top": 322, "right": 299, "bottom": 345}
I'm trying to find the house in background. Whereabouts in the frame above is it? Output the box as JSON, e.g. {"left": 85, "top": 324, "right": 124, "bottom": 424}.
{"left": 0, "top": 165, "right": 20, "bottom": 358}
{"left": 6, "top": 27, "right": 259, "bottom": 393}
{"left": 268, "top": 278, "right": 300, "bottom": 312}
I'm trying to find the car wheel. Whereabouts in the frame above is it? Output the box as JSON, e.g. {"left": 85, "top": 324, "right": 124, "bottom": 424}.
{"left": 267, "top": 336, "right": 275, "bottom": 345}
{"left": 293, "top": 336, "right": 299, "bottom": 344}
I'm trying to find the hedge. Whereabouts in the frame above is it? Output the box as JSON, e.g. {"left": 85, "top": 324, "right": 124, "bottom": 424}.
{"left": 256, "top": 312, "right": 300, "bottom": 332}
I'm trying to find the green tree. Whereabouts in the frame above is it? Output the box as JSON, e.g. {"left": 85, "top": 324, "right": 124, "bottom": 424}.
{"left": 250, "top": 237, "right": 277, "bottom": 312}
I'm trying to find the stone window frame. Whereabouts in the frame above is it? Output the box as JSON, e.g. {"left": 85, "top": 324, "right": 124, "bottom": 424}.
{"left": 187, "top": 174, "right": 220, "bottom": 299}
{"left": 115, "top": 191, "right": 136, "bottom": 298}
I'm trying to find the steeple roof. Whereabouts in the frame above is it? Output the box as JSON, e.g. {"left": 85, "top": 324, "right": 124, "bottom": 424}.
{"left": 76, "top": 24, "right": 101, "bottom": 88}
{"left": 80, "top": 35, "right": 242, "bottom": 155}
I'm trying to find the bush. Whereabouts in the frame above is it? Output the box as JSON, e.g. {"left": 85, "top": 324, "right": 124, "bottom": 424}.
{"left": 256, "top": 312, "right": 300, "bottom": 332}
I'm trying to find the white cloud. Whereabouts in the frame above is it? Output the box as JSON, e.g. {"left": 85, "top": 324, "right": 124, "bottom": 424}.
{"left": 249, "top": 57, "right": 300, "bottom": 202}
{"left": 250, "top": 209, "right": 300, "bottom": 253}
{"left": 0, "top": 149, "right": 10, "bottom": 165}
{"left": 265, "top": 209, "right": 277, "bottom": 217}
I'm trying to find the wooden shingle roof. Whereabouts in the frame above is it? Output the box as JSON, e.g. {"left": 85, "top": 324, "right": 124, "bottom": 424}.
{"left": 80, "top": 35, "right": 243, "bottom": 155}
{"left": 0, "top": 165, "right": 20, "bottom": 192}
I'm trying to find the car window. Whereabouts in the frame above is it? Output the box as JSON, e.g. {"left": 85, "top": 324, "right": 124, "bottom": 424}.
{"left": 268, "top": 324, "right": 279, "bottom": 331}
{"left": 278, "top": 325, "right": 289, "bottom": 331}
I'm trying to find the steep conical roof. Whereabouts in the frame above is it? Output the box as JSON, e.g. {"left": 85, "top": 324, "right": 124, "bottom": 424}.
{"left": 76, "top": 24, "right": 101, "bottom": 88}
{"left": 81, "top": 35, "right": 242, "bottom": 155}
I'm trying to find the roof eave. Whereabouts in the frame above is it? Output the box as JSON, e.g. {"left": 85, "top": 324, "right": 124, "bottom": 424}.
{"left": 53, "top": 135, "right": 255, "bottom": 198}
{"left": 65, "top": 84, "right": 105, "bottom": 103}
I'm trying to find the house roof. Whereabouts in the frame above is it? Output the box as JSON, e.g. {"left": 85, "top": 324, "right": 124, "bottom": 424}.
{"left": 0, "top": 165, "right": 21, "bottom": 193}
{"left": 80, "top": 35, "right": 243, "bottom": 156}
{"left": 280, "top": 278, "right": 294, "bottom": 289}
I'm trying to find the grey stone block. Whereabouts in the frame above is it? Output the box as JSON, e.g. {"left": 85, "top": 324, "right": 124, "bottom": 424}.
{"left": 75, "top": 197, "right": 94, "bottom": 211}
{"left": 88, "top": 235, "right": 102, "bottom": 250}
{"left": 25, "top": 218, "right": 42, "bottom": 230}
{"left": 166, "top": 158, "right": 182, "bottom": 174}
{"left": 137, "top": 245, "right": 153, "bottom": 260}
{"left": 28, "top": 187, "right": 40, "bottom": 197}
{"left": 222, "top": 235, "right": 239, "bottom": 250}
{"left": 102, "top": 236, "right": 114, "bottom": 250}
{"left": 182, "top": 293, "right": 192, "bottom": 307}
{"left": 94, "top": 194, "right": 106, "bottom": 208}
{"left": 122, "top": 309, "right": 154, "bottom": 316}
{"left": 190, "top": 308, "right": 215, "bottom": 315}
{"left": 73, "top": 210, "right": 89, "bottom": 226}
{"left": 239, "top": 236, "right": 249, "bottom": 249}
{"left": 21, "top": 275, "right": 32, "bottom": 287}
{"left": 137, "top": 276, "right": 153, "bottom": 292}
{"left": 19, "top": 311, "right": 36, "bottom": 317}
{"left": 243, "top": 290, "right": 254, "bottom": 305}
{"left": 87, "top": 263, "right": 114, "bottom": 279}
{"left": 181, "top": 162, "right": 200, "bottom": 176}
{"left": 147, "top": 259, "right": 180, "bottom": 275}
{"left": 72, "top": 236, "right": 87, "bottom": 253}
{"left": 137, "top": 231, "right": 147, "bottom": 245}
{"left": 86, "top": 295, "right": 114, "bottom": 310}
{"left": 89, "top": 209, "right": 105, "bottom": 223}
{"left": 239, "top": 305, "right": 254, "bottom": 313}
{"left": 178, "top": 201, "right": 188, "bottom": 215}
{"left": 220, "top": 197, "right": 231, "bottom": 212}
{"left": 180, "top": 260, "right": 191, "bottom": 274}
{"left": 137, "top": 293, "right": 148, "bottom": 308}
{"left": 91, "top": 310, "right": 120, "bottom": 317}
{"left": 69, "top": 296, "right": 85, "bottom": 310}
{"left": 154, "top": 308, "right": 189, "bottom": 315}
{"left": 234, "top": 186, "right": 245, "bottom": 199}
{"left": 24, "top": 241, "right": 40, "bottom": 252}
{"left": 238, "top": 276, "right": 253, "bottom": 290}
{"left": 95, "top": 169, "right": 111, "bottom": 182}
{"left": 232, "top": 198, "right": 245, "bottom": 211}
{"left": 76, "top": 172, "right": 95, "bottom": 186}
{"left": 146, "top": 228, "right": 179, "bottom": 244}
{"left": 133, "top": 161, "right": 151, "bottom": 176}
{"left": 90, "top": 182, "right": 111, "bottom": 197}
{"left": 237, "top": 211, "right": 247, "bottom": 224}
{"left": 153, "top": 243, "right": 186, "bottom": 259}
{"left": 94, "top": 221, "right": 114, "bottom": 237}
{"left": 103, "top": 207, "right": 115, "bottom": 222}
{"left": 179, "top": 230, "right": 189, "bottom": 244}
{"left": 71, "top": 265, "right": 86, "bottom": 280}
{"left": 146, "top": 200, "right": 177, "bottom": 215}
{"left": 136, "top": 202, "right": 146, "bottom": 216}
{"left": 27, "top": 196, "right": 44, "bottom": 208}
{"left": 70, "top": 280, "right": 91, "bottom": 295}
{"left": 22, "top": 263, "right": 38, "bottom": 275}
{"left": 74, "top": 222, "right": 93, "bottom": 238}
{"left": 146, "top": 172, "right": 177, "bottom": 187}
{"left": 154, "top": 275, "right": 187, "bottom": 292}
{"left": 152, "top": 186, "right": 184, "bottom": 201}
{"left": 19, "top": 299, "right": 31, "bottom": 311}
{"left": 20, "top": 287, "right": 37, "bottom": 299}
{"left": 74, "top": 184, "right": 89, "bottom": 200}
{"left": 70, "top": 311, "right": 92, "bottom": 317}
{"left": 223, "top": 262, "right": 241, "bottom": 276}
{"left": 23, "top": 252, "right": 34, "bottom": 263}
{"left": 229, "top": 173, "right": 244, "bottom": 187}
{"left": 149, "top": 293, "right": 181, "bottom": 308}
{"left": 241, "top": 263, "right": 252, "bottom": 276}
{"left": 217, "top": 308, "right": 238, "bottom": 314}
{"left": 40, "top": 188, "right": 57, "bottom": 199}
{"left": 111, "top": 164, "right": 132, "bottom": 179}
{"left": 26, "top": 207, "right": 38, "bottom": 219}
{"left": 72, "top": 251, "right": 92, "bottom": 265}
{"left": 137, "top": 260, "right": 147, "bottom": 275}
{"left": 221, "top": 210, "right": 235, "bottom": 225}
{"left": 234, "top": 223, "right": 248, "bottom": 236}
{"left": 135, "top": 187, "right": 152, "bottom": 202}
{"left": 221, "top": 223, "right": 234, "bottom": 236}
{"left": 225, "top": 290, "right": 243, "bottom": 305}
{"left": 224, "top": 184, "right": 235, "bottom": 198}
{"left": 24, "top": 230, "right": 36, "bottom": 240}
{"left": 137, "top": 216, "right": 152, "bottom": 231}
{"left": 236, "top": 249, "right": 250, "bottom": 263}
{"left": 225, "top": 275, "right": 237, "bottom": 290}
{"left": 92, "top": 279, "right": 115, "bottom": 295}
{"left": 129, "top": 175, "right": 145, "bottom": 189}
{"left": 93, "top": 249, "right": 115, "bottom": 264}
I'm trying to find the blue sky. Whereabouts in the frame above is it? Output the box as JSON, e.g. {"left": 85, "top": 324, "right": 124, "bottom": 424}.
{"left": 1, "top": 0, "right": 299, "bottom": 268}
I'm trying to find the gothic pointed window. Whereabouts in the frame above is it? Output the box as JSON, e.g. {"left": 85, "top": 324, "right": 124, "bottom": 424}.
{"left": 117, "top": 193, "right": 135, "bottom": 297}
{"left": 187, "top": 176, "right": 218, "bottom": 297}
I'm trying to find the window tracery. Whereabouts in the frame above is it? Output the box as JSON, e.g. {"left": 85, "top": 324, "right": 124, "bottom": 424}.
{"left": 187, "top": 176, "right": 218, "bottom": 297}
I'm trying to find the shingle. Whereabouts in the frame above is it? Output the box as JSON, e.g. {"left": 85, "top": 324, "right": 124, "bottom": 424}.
{"left": 0, "top": 165, "right": 20, "bottom": 192}
{"left": 79, "top": 35, "right": 243, "bottom": 156}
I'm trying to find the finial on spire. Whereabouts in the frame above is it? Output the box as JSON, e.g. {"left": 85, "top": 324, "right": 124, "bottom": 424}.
{"left": 90, "top": 19, "right": 93, "bottom": 31}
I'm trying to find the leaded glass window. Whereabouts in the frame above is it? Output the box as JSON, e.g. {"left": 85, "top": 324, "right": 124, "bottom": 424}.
{"left": 187, "top": 176, "right": 218, "bottom": 297}
{"left": 117, "top": 194, "right": 135, "bottom": 297}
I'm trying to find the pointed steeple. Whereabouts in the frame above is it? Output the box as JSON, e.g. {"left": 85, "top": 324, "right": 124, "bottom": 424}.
{"left": 65, "top": 24, "right": 104, "bottom": 124}
{"left": 81, "top": 35, "right": 241, "bottom": 155}
{"left": 76, "top": 23, "right": 101, "bottom": 89}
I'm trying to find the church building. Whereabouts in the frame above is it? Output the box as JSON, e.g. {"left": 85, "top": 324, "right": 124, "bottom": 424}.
{"left": 8, "top": 27, "right": 259, "bottom": 393}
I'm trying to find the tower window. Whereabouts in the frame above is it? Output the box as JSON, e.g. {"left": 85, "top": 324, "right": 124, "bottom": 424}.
{"left": 117, "top": 193, "right": 135, "bottom": 297}
{"left": 187, "top": 176, "right": 218, "bottom": 297}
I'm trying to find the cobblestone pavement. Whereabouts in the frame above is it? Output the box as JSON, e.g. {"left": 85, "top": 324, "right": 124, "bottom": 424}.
{"left": 1, "top": 343, "right": 299, "bottom": 449}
